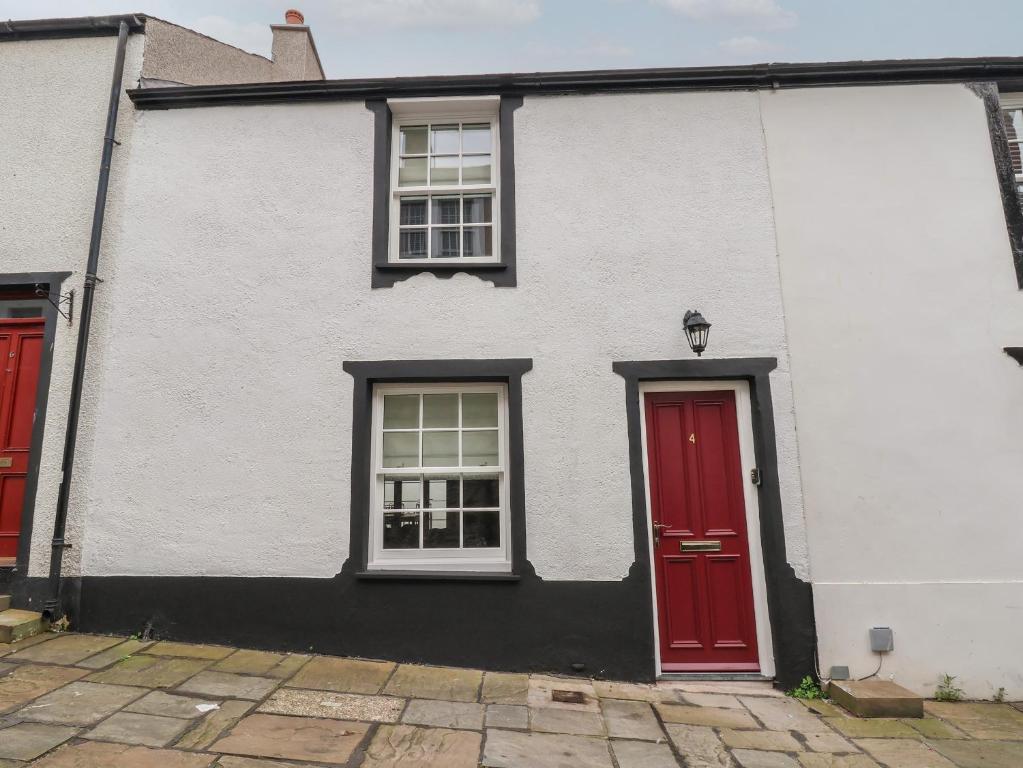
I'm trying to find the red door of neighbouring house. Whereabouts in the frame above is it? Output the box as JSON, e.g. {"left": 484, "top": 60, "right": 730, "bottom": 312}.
{"left": 645, "top": 390, "right": 760, "bottom": 671}
{"left": 0, "top": 319, "right": 44, "bottom": 564}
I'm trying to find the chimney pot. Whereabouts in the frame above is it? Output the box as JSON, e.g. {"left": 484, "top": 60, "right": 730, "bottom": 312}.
{"left": 284, "top": 9, "right": 305, "bottom": 25}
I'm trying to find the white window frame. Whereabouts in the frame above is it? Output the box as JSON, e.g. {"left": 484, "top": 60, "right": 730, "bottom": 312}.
{"left": 1000, "top": 94, "right": 1023, "bottom": 188}
{"left": 387, "top": 96, "right": 501, "bottom": 265}
{"left": 368, "top": 382, "right": 511, "bottom": 572}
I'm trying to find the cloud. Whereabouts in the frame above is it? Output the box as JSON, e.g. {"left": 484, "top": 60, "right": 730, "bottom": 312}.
{"left": 190, "top": 15, "right": 272, "bottom": 56}
{"left": 718, "top": 34, "right": 781, "bottom": 56}
{"left": 327, "top": 0, "right": 541, "bottom": 27}
{"left": 653, "top": 0, "right": 797, "bottom": 29}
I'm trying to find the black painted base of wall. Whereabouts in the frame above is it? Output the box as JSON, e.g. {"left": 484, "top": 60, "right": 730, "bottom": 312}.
{"left": 73, "top": 568, "right": 657, "bottom": 682}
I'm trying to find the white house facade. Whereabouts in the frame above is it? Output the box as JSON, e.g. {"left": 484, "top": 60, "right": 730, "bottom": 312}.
{"left": 2, "top": 16, "right": 1022, "bottom": 697}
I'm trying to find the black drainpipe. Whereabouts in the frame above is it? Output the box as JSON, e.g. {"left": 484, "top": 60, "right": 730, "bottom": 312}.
{"left": 44, "top": 20, "right": 130, "bottom": 619}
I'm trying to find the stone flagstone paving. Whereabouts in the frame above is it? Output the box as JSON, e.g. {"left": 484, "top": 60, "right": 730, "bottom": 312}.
{"left": 0, "top": 632, "right": 1020, "bottom": 766}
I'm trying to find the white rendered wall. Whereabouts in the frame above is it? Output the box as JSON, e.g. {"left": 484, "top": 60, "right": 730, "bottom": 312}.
{"left": 79, "top": 91, "right": 811, "bottom": 584}
{"left": 761, "top": 84, "right": 1023, "bottom": 698}
{"left": 0, "top": 35, "right": 145, "bottom": 580}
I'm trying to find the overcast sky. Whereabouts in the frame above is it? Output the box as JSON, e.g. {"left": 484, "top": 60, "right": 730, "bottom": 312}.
{"left": 4, "top": 0, "right": 1023, "bottom": 78}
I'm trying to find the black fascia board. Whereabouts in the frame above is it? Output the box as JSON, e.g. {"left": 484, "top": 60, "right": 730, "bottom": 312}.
{"left": 0, "top": 15, "right": 146, "bottom": 40}
{"left": 127, "top": 57, "right": 1023, "bottom": 110}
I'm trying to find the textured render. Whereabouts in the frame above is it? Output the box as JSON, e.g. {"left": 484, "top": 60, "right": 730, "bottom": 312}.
{"left": 78, "top": 90, "right": 810, "bottom": 581}
{"left": 0, "top": 34, "right": 146, "bottom": 581}
{"left": 761, "top": 84, "right": 1023, "bottom": 697}
{"left": 141, "top": 18, "right": 272, "bottom": 86}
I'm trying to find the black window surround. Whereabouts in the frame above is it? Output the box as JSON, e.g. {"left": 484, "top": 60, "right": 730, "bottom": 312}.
{"left": 342, "top": 359, "right": 532, "bottom": 580}
{"left": 367, "top": 97, "right": 522, "bottom": 289}
{"left": 979, "top": 83, "right": 1023, "bottom": 288}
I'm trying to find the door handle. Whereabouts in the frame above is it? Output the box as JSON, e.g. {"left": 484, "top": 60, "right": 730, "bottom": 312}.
{"left": 652, "top": 523, "right": 669, "bottom": 547}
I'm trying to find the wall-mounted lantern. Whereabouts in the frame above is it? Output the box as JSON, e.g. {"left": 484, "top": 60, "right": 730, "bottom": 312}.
{"left": 683, "top": 309, "right": 711, "bottom": 357}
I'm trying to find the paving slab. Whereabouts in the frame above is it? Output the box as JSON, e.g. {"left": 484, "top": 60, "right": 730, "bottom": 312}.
{"left": 482, "top": 672, "right": 529, "bottom": 705}
{"left": 798, "top": 699, "right": 845, "bottom": 718}
{"left": 402, "top": 698, "right": 485, "bottom": 730}
{"left": 0, "top": 722, "right": 78, "bottom": 760}
{"left": 930, "top": 738, "right": 1023, "bottom": 768}
{"left": 84, "top": 711, "right": 192, "bottom": 747}
{"left": 594, "top": 680, "right": 677, "bottom": 704}
{"left": 18, "top": 681, "right": 147, "bottom": 725}
{"left": 384, "top": 664, "right": 482, "bottom": 702}
{"left": 800, "top": 731, "right": 855, "bottom": 753}
{"left": 125, "top": 690, "right": 222, "bottom": 719}
{"left": 32, "top": 740, "right": 216, "bottom": 767}
{"left": 76, "top": 639, "right": 154, "bottom": 670}
{"left": 86, "top": 655, "right": 211, "bottom": 688}
{"left": 176, "top": 671, "right": 278, "bottom": 700}
{"left": 212, "top": 712, "right": 370, "bottom": 763}
{"left": 679, "top": 692, "right": 744, "bottom": 709}
{"left": 741, "top": 696, "right": 829, "bottom": 732}
{"left": 265, "top": 653, "right": 311, "bottom": 680}
{"left": 174, "top": 699, "right": 253, "bottom": 750}
{"left": 6, "top": 634, "right": 122, "bottom": 665}
{"left": 212, "top": 650, "right": 289, "bottom": 676}
{"left": 0, "top": 632, "right": 58, "bottom": 657}
{"left": 215, "top": 758, "right": 326, "bottom": 768}
{"left": 823, "top": 716, "right": 918, "bottom": 739}
{"left": 733, "top": 751, "right": 800, "bottom": 768}
{"left": 854, "top": 738, "right": 957, "bottom": 767}
{"left": 663, "top": 723, "right": 732, "bottom": 767}
{"left": 721, "top": 728, "right": 803, "bottom": 752}
{"left": 143, "top": 641, "right": 235, "bottom": 660}
{"left": 486, "top": 704, "right": 528, "bottom": 729}
{"left": 601, "top": 698, "right": 664, "bottom": 740}
{"left": 285, "top": 656, "right": 394, "bottom": 694}
{"left": 923, "top": 701, "right": 1023, "bottom": 739}
{"left": 527, "top": 676, "right": 599, "bottom": 712}
{"left": 0, "top": 664, "right": 86, "bottom": 714}
{"left": 797, "top": 756, "right": 879, "bottom": 768}
{"left": 529, "top": 706, "right": 605, "bottom": 736}
{"left": 611, "top": 740, "right": 680, "bottom": 768}
{"left": 258, "top": 687, "right": 404, "bottom": 722}
{"left": 481, "top": 728, "right": 614, "bottom": 768}
{"left": 363, "top": 724, "right": 482, "bottom": 767}
{"left": 658, "top": 681, "right": 783, "bottom": 697}
{"left": 656, "top": 703, "right": 759, "bottom": 729}
{"left": 903, "top": 716, "right": 966, "bottom": 739}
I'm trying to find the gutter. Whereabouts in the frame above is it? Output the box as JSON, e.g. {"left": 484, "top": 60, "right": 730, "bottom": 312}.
{"left": 0, "top": 14, "right": 144, "bottom": 40}
{"left": 44, "top": 20, "right": 132, "bottom": 620}
{"left": 128, "top": 56, "right": 1023, "bottom": 110}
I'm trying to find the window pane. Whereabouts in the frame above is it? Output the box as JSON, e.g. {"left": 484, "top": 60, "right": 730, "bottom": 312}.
{"left": 400, "top": 125, "right": 428, "bottom": 155}
{"left": 462, "top": 393, "right": 498, "bottom": 427}
{"left": 462, "top": 124, "right": 491, "bottom": 153}
{"left": 382, "top": 433, "right": 419, "bottom": 468}
{"left": 399, "top": 230, "right": 427, "bottom": 259}
{"left": 384, "top": 477, "right": 422, "bottom": 509}
{"left": 424, "top": 476, "right": 460, "bottom": 508}
{"left": 463, "top": 227, "right": 492, "bottom": 258}
{"left": 399, "top": 157, "right": 427, "bottom": 186}
{"left": 400, "top": 198, "right": 427, "bottom": 225}
{"left": 431, "top": 228, "right": 461, "bottom": 258}
{"left": 423, "top": 393, "right": 458, "bottom": 427}
{"left": 383, "top": 394, "right": 419, "bottom": 428}
{"left": 0, "top": 303, "right": 45, "bottom": 318}
{"left": 463, "top": 196, "right": 492, "bottom": 223}
{"left": 463, "top": 475, "right": 499, "bottom": 508}
{"left": 423, "top": 431, "right": 458, "bottom": 466}
{"left": 462, "top": 155, "right": 491, "bottom": 184}
{"left": 431, "top": 124, "right": 460, "bottom": 154}
{"left": 462, "top": 430, "right": 498, "bottom": 466}
{"left": 431, "top": 197, "right": 460, "bottom": 225}
{"left": 430, "top": 156, "right": 459, "bottom": 186}
{"left": 463, "top": 510, "right": 500, "bottom": 548}
{"left": 424, "top": 511, "right": 460, "bottom": 548}
{"left": 383, "top": 511, "right": 420, "bottom": 549}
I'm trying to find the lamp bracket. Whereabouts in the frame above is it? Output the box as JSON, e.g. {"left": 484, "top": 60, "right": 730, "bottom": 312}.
{"left": 34, "top": 285, "right": 74, "bottom": 326}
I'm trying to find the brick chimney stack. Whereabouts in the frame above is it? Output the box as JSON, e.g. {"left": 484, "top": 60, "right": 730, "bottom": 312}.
{"left": 270, "top": 8, "right": 324, "bottom": 81}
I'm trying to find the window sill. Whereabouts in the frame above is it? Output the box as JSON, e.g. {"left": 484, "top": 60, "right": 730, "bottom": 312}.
{"left": 355, "top": 570, "right": 520, "bottom": 582}
{"left": 376, "top": 262, "right": 507, "bottom": 271}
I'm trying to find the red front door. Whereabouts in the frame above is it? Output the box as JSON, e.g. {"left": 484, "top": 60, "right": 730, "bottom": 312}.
{"left": 0, "top": 319, "right": 45, "bottom": 564}
{"left": 645, "top": 389, "right": 760, "bottom": 671}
